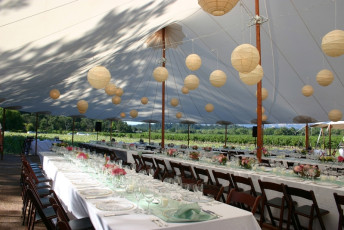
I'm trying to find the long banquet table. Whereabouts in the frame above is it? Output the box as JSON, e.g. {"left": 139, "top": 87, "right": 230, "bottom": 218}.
{"left": 39, "top": 151, "right": 261, "bottom": 230}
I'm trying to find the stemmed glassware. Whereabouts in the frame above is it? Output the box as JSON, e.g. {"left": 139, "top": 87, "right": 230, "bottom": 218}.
{"left": 134, "top": 185, "right": 143, "bottom": 213}
{"left": 143, "top": 188, "right": 154, "bottom": 214}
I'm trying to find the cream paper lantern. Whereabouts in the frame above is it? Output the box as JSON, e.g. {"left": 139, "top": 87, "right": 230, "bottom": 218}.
{"left": 198, "top": 0, "right": 240, "bottom": 16}
{"left": 112, "top": 96, "right": 121, "bottom": 105}
{"left": 153, "top": 66, "right": 168, "bottom": 82}
{"left": 262, "top": 114, "right": 268, "bottom": 121}
{"left": 49, "top": 89, "right": 60, "bottom": 100}
{"left": 328, "top": 109, "right": 343, "bottom": 122}
{"left": 239, "top": 64, "right": 263, "bottom": 85}
{"left": 256, "top": 107, "right": 265, "bottom": 114}
{"left": 184, "top": 74, "right": 200, "bottom": 90}
{"left": 302, "top": 85, "right": 314, "bottom": 97}
{"left": 77, "top": 100, "right": 88, "bottom": 114}
{"left": 181, "top": 86, "right": 189, "bottom": 94}
{"left": 209, "top": 70, "right": 227, "bottom": 87}
{"left": 87, "top": 66, "right": 111, "bottom": 89}
{"left": 316, "top": 69, "right": 334, "bottom": 86}
{"left": 256, "top": 88, "right": 269, "bottom": 101}
{"left": 205, "top": 103, "right": 214, "bottom": 112}
{"left": 176, "top": 112, "right": 182, "bottom": 119}
{"left": 321, "top": 30, "right": 344, "bottom": 57}
{"left": 105, "top": 83, "right": 117, "bottom": 95}
{"left": 120, "top": 112, "right": 126, "bottom": 118}
{"left": 115, "top": 88, "right": 124, "bottom": 97}
{"left": 170, "top": 98, "right": 179, "bottom": 107}
{"left": 130, "top": 109, "right": 138, "bottom": 118}
{"left": 185, "top": 54, "right": 202, "bottom": 71}
{"left": 141, "top": 97, "right": 148, "bottom": 105}
{"left": 231, "top": 44, "right": 260, "bottom": 73}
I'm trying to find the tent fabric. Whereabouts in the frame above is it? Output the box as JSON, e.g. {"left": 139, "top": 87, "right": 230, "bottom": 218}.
{"left": 0, "top": 0, "right": 343, "bottom": 124}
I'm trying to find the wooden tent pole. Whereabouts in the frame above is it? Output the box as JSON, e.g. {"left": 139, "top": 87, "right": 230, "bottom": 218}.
{"left": 188, "top": 124, "right": 190, "bottom": 148}
{"left": 329, "top": 125, "right": 332, "bottom": 155}
{"left": 72, "top": 117, "right": 75, "bottom": 146}
{"left": 35, "top": 113, "right": 38, "bottom": 155}
{"left": 110, "top": 120, "right": 113, "bottom": 142}
{"left": 0, "top": 108, "right": 6, "bottom": 160}
{"left": 161, "top": 27, "right": 166, "bottom": 149}
{"left": 149, "top": 123, "right": 151, "bottom": 144}
{"left": 305, "top": 123, "right": 309, "bottom": 149}
{"left": 224, "top": 125, "right": 228, "bottom": 147}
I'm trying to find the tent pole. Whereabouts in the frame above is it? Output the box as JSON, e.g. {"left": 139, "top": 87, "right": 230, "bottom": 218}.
{"left": 149, "top": 123, "right": 151, "bottom": 144}
{"left": 161, "top": 27, "right": 166, "bottom": 149}
{"left": 305, "top": 123, "right": 309, "bottom": 149}
{"left": 224, "top": 125, "right": 228, "bottom": 147}
{"left": 110, "top": 120, "right": 113, "bottom": 142}
{"left": 188, "top": 124, "right": 190, "bottom": 148}
{"left": 35, "top": 113, "right": 38, "bottom": 155}
{"left": 72, "top": 117, "right": 75, "bottom": 146}
{"left": 0, "top": 108, "right": 6, "bottom": 160}
{"left": 329, "top": 125, "right": 332, "bottom": 155}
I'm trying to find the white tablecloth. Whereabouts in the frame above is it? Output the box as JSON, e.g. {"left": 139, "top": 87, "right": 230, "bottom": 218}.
{"left": 30, "top": 139, "right": 60, "bottom": 154}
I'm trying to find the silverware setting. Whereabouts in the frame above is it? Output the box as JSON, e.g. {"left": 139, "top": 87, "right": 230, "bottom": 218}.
{"left": 202, "top": 209, "right": 222, "bottom": 218}
{"left": 103, "top": 212, "right": 131, "bottom": 217}
{"left": 151, "top": 218, "right": 168, "bottom": 227}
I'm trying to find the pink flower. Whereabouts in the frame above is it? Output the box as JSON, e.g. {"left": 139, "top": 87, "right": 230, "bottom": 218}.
{"left": 338, "top": 156, "right": 344, "bottom": 162}
{"left": 112, "top": 168, "right": 126, "bottom": 176}
{"left": 66, "top": 146, "right": 73, "bottom": 151}
{"left": 76, "top": 152, "right": 88, "bottom": 159}
{"left": 293, "top": 165, "right": 302, "bottom": 173}
{"left": 168, "top": 149, "right": 177, "bottom": 156}
{"left": 104, "top": 163, "right": 114, "bottom": 169}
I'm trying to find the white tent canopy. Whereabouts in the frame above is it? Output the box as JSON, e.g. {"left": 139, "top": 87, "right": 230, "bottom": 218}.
{"left": 0, "top": 0, "right": 343, "bottom": 124}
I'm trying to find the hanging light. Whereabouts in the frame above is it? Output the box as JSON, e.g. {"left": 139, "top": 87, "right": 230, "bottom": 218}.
{"left": 262, "top": 114, "right": 268, "bottom": 121}
{"left": 115, "top": 88, "right": 123, "bottom": 97}
{"left": 120, "top": 112, "right": 126, "bottom": 118}
{"left": 112, "top": 96, "right": 121, "bottom": 105}
{"left": 181, "top": 86, "right": 189, "bottom": 94}
{"left": 49, "top": 89, "right": 60, "bottom": 100}
{"left": 256, "top": 88, "right": 268, "bottom": 100}
{"left": 185, "top": 54, "right": 202, "bottom": 71}
{"left": 141, "top": 97, "right": 148, "bottom": 105}
{"left": 184, "top": 74, "right": 200, "bottom": 90}
{"left": 328, "top": 109, "right": 342, "bottom": 122}
{"left": 205, "top": 103, "right": 214, "bottom": 112}
{"left": 87, "top": 66, "right": 111, "bottom": 89}
{"left": 170, "top": 98, "right": 179, "bottom": 107}
{"left": 321, "top": 30, "right": 344, "bottom": 57}
{"left": 176, "top": 112, "right": 182, "bottom": 119}
{"left": 130, "top": 109, "right": 138, "bottom": 118}
{"left": 302, "top": 85, "right": 314, "bottom": 97}
{"left": 209, "top": 70, "right": 227, "bottom": 87}
{"left": 239, "top": 64, "right": 263, "bottom": 85}
{"left": 153, "top": 66, "right": 168, "bottom": 82}
{"left": 231, "top": 44, "right": 260, "bottom": 73}
{"left": 77, "top": 100, "right": 88, "bottom": 114}
{"left": 198, "top": 0, "right": 240, "bottom": 16}
{"left": 316, "top": 69, "right": 334, "bottom": 86}
{"left": 105, "top": 83, "right": 117, "bottom": 95}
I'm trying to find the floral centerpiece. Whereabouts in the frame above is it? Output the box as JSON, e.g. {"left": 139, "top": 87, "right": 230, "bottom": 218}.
{"left": 254, "top": 147, "right": 269, "bottom": 156}
{"left": 76, "top": 152, "right": 89, "bottom": 159}
{"left": 66, "top": 146, "right": 73, "bottom": 151}
{"left": 338, "top": 156, "right": 344, "bottom": 162}
{"left": 129, "top": 143, "right": 135, "bottom": 150}
{"left": 167, "top": 148, "right": 178, "bottom": 157}
{"left": 180, "top": 144, "right": 188, "bottom": 149}
{"left": 213, "top": 154, "right": 227, "bottom": 165}
{"left": 111, "top": 167, "right": 126, "bottom": 176}
{"left": 293, "top": 164, "right": 320, "bottom": 179}
{"left": 189, "top": 151, "right": 200, "bottom": 160}
{"left": 192, "top": 145, "right": 198, "bottom": 150}
{"left": 239, "top": 157, "right": 255, "bottom": 169}
{"left": 203, "top": 146, "right": 212, "bottom": 152}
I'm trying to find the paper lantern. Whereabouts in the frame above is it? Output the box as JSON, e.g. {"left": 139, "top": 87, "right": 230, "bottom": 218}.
{"left": 321, "top": 30, "right": 344, "bottom": 57}
{"left": 153, "top": 66, "right": 168, "bottom": 82}
{"left": 49, "top": 89, "right": 60, "bottom": 100}
{"left": 87, "top": 66, "right": 111, "bottom": 89}
{"left": 185, "top": 54, "right": 202, "bottom": 71}
{"left": 77, "top": 100, "right": 88, "bottom": 114}
{"left": 262, "top": 114, "right": 267, "bottom": 121}
{"left": 112, "top": 96, "right": 121, "bottom": 105}
{"left": 141, "top": 97, "right": 148, "bottom": 105}
{"left": 181, "top": 86, "right": 189, "bottom": 94}
{"left": 198, "top": 0, "right": 239, "bottom": 16}
{"left": 105, "top": 83, "right": 116, "bottom": 95}
{"left": 256, "top": 88, "right": 268, "bottom": 100}
{"left": 205, "top": 103, "right": 214, "bottom": 112}
{"left": 176, "top": 112, "right": 182, "bottom": 119}
{"left": 130, "top": 109, "right": 138, "bottom": 118}
{"left": 115, "top": 88, "right": 123, "bottom": 97}
{"left": 316, "top": 69, "right": 334, "bottom": 86}
{"left": 209, "top": 70, "right": 227, "bottom": 87}
{"left": 256, "top": 107, "right": 265, "bottom": 114}
{"left": 239, "top": 64, "right": 263, "bottom": 85}
{"left": 120, "top": 112, "right": 126, "bottom": 118}
{"left": 170, "top": 98, "right": 179, "bottom": 107}
{"left": 231, "top": 44, "right": 260, "bottom": 73}
{"left": 184, "top": 74, "right": 200, "bottom": 90}
{"left": 302, "top": 85, "right": 314, "bottom": 97}
{"left": 328, "top": 109, "right": 342, "bottom": 122}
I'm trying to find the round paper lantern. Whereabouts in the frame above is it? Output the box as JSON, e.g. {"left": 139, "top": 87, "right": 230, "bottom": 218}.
{"left": 77, "top": 100, "right": 88, "bottom": 114}
{"left": 176, "top": 112, "right": 182, "bottom": 119}
{"left": 112, "top": 96, "right": 121, "bottom": 105}
{"left": 198, "top": 0, "right": 240, "bottom": 16}
{"left": 185, "top": 54, "right": 202, "bottom": 71}
{"left": 239, "top": 64, "right": 263, "bottom": 85}
{"left": 256, "top": 107, "right": 265, "bottom": 114}
{"left": 231, "top": 44, "right": 260, "bottom": 73}
{"left": 316, "top": 69, "right": 334, "bottom": 86}
{"left": 120, "top": 112, "right": 126, "bottom": 118}
{"left": 302, "top": 85, "right": 314, "bottom": 97}
{"left": 141, "top": 97, "right": 148, "bottom": 105}
{"left": 170, "top": 98, "right": 179, "bottom": 107}
{"left": 209, "top": 70, "right": 227, "bottom": 87}
{"left": 262, "top": 114, "right": 268, "bottom": 121}
{"left": 130, "top": 109, "right": 138, "bottom": 118}
{"left": 153, "top": 66, "right": 168, "bottom": 82}
{"left": 115, "top": 88, "right": 123, "bottom": 97}
{"left": 181, "top": 86, "right": 189, "bottom": 94}
{"left": 256, "top": 88, "right": 269, "bottom": 100}
{"left": 205, "top": 103, "right": 214, "bottom": 112}
{"left": 328, "top": 109, "right": 342, "bottom": 122}
{"left": 321, "top": 30, "right": 344, "bottom": 57}
{"left": 184, "top": 74, "right": 200, "bottom": 90}
{"left": 105, "top": 83, "right": 116, "bottom": 95}
{"left": 87, "top": 66, "right": 111, "bottom": 89}
{"left": 49, "top": 89, "right": 60, "bottom": 100}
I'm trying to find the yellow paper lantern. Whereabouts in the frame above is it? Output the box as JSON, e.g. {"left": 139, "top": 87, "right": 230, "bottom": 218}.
{"left": 256, "top": 107, "right": 265, "bottom": 114}
{"left": 316, "top": 69, "right": 334, "bottom": 87}
{"left": 198, "top": 0, "right": 240, "bottom": 16}
{"left": 256, "top": 88, "right": 269, "bottom": 101}
{"left": 77, "top": 100, "right": 88, "bottom": 114}
{"left": 181, "top": 86, "right": 189, "bottom": 94}
{"left": 87, "top": 66, "right": 111, "bottom": 89}
{"left": 262, "top": 114, "right": 268, "bottom": 121}
{"left": 170, "top": 98, "right": 179, "bottom": 107}
{"left": 104, "top": 83, "right": 116, "bottom": 95}
{"left": 49, "top": 89, "right": 60, "bottom": 100}
{"left": 185, "top": 54, "right": 202, "bottom": 71}
{"left": 209, "top": 70, "right": 227, "bottom": 87}
{"left": 321, "top": 30, "right": 344, "bottom": 57}
{"left": 153, "top": 66, "right": 168, "bottom": 82}
{"left": 302, "top": 85, "right": 314, "bottom": 97}
{"left": 141, "top": 97, "right": 148, "bottom": 105}
{"left": 231, "top": 44, "right": 260, "bottom": 74}
{"left": 120, "top": 112, "right": 126, "bottom": 118}
{"left": 205, "top": 103, "right": 214, "bottom": 112}
{"left": 239, "top": 64, "right": 263, "bottom": 85}
{"left": 112, "top": 96, "right": 121, "bottom": 105}
{"left": 114, "top": 88, "right": 123, "bottom": 97}
{"left": 184, "top": 74, "right": 200, "bottom": 90}
{"left": 176, "top": 112, "right": 182, "bottom": 119}
{"left": 328, "top": 109, "right": 342, "bottom": 122}
{"left": 130, "top": 109, "right": 138, "bottom": 118}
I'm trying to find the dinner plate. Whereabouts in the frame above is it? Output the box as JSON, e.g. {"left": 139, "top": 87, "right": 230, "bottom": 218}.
{"left": 96, "top": 200, "right": 136, "bottom": 212}
{"left": 79, "top": 189, "right": 113, "bottom": 197}
{"left": 72, "top": 180, "right": 99, "bottom": 187}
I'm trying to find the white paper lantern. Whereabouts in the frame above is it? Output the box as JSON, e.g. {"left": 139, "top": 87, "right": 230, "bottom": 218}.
{"left": 321, "top": 30, "right": 344, "bottom": 57}
{"left": 205, "top": 103, "right": 214, "bottom": 112}
{"left": 141, "top": 97, "right": 148, "bottom": 105}
{"left": 176, "top": 112, "right": 182, "bottom": 119}
{"left": 302, "top": 85, "right": 314, "bottom": 97}
{"left": 112, "top": 96, "right": 121, "bottom": 105}
{"left": 49, "top": 89, "right": 60, "bottom": 100}
{"left": 181, "top": 86, "right": 189, "bottom": 94}
{"left": 209, "top": 70, "right": 227, "bottom": 87}
{"left": 77, "top": 100, "right": 88, "bottom": 114}
{"left": 170, "top": 98, "right": 179, "bottom": 107}
{"left": 87, "top": 66, "right": 111, "bottom": 89}
{"left": 185, "top": 54, "right": 202, "bottom": 71}
{"left": 105, "top": 83, "right": 117, "bottom": 95}
{"left": 120, "top": 112, "right": 126, "bottom": 118}
{"left": 115, "top": 88, "right": 123, "bottom": 97}
{"left": 130, "top": 109, "right": 138, "bottom": 118}
{"left": 262, "top": 114, "right": 268, "bottom": 121}
{"left": 231, "top": 44, "right": 260, "bottom": 73}
{"left": 239, "top": 64, "right": 263, "bottom": 85}
{"left": 153, "top": 66, "right": 168, "bottom": 82}
{"left": 256, "top": 88, "right": 268, "bottom": 101}
{"left": 328, "top": 109, "right": 342, "bottom": 122}
{"left": 198, "top": 0, "right": 240, "bottom": 16}
{"left": 184, "top": 74, "right": 200, "bottom": 90}
{"left": 316, "top": 69, "right": 334, "bottom": 86}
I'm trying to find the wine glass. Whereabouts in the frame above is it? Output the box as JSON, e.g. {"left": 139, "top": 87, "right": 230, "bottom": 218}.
{"left": 134, "top": 185, "right": 143, "bottom": 213}
{"left": 144, "top": 188, "right": 154, "bottom": 214}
